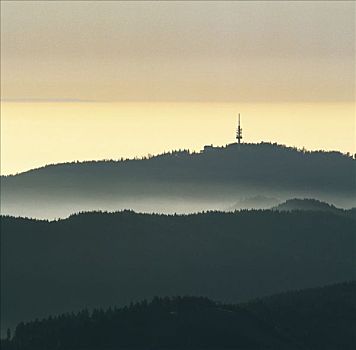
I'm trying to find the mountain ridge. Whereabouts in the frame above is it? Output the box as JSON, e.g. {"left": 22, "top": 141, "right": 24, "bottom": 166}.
{"left": 2, "top": 209, "right": 355, "bottom": 334}
{"left": 2, "top": 142, "right": 355, "bottom": 218}
{"left": 1, "top": 200, "right": 356, "bottom": 222}
{"left": 272, "top": 198, "right": 356, "bottom": 217}
{"left": 2, "top": 142, "right": 354, "bottom": 177}
{"left": 2, "top": 281, "right": 355, "bottom": 350}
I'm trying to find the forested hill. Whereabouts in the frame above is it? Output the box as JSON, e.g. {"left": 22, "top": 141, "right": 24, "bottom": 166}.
{"left": 244, "top": 281, "right": 356, "bottom": 350}
{"left": 2, "top": 142, "right": 355, "bottom": 194}
{"left": 2, "top": 281, "right": 355, "bottom": 350}
{"left": 1, "top": 210, "right": 355, "bottom": 335}
{"left": 2, "top": 142, "right": 355, "bottom": 218}
{"left": 273, "top": 198, "right": 356, "bottom": 217}
{"left": 275, "top": 198, "right": 341, "bottom": 212}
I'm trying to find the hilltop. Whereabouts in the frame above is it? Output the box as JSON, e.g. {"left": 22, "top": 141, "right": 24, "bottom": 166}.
{"left": 274, "top": 198, "right": 340, "bottom": 212}
{"left": 1, "top": 142, "right": 355, "bottom": 218}
{"left": 273, "top": 198, "right": 356, "bottom": 217}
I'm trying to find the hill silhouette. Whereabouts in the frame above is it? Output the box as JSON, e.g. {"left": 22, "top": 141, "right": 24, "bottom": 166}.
{"left": 1, "top": 209, "right": 355, "bottom": 335}
{"left": 244, "top": 281, "right": 356, "bottom": 350}
{"left": 275, "top": 198, "right": 338, "bottom": 211}
{"left": 273, "top": 198, "right": 356, "bottom": 217}
{"left": 1, "top": 142, "right": 355, "bottom": 218}
{"left": 2, "top": 281, "right": 355, "bottom": 350}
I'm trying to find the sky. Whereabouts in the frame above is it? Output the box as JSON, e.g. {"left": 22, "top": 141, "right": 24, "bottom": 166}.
{"left": 1, "top": 1, "right": 355, "bottom": 174}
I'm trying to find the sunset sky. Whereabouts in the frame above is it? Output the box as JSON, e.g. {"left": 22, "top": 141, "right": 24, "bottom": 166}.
{"left": 1, "top": 1, "right": 355, "bottom": 174}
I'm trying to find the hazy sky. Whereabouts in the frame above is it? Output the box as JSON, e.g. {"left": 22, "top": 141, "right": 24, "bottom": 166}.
{"left": 0, "top": 1, "right": 355, "bottom": 174}
{"left": 2, "top": 1, "right": 354, "bottom": 102}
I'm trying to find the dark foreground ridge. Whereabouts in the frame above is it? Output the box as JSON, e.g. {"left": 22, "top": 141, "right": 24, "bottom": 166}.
{"left": 1, "top": 281, "right": 355, "bottom": 350}
{"left": 1, "top": 209, "right": 355, "bottom": 335}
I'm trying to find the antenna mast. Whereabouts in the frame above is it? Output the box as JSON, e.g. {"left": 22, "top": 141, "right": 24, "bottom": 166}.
{"left": 236, "top": 113, "right": 243, "bottom": 144}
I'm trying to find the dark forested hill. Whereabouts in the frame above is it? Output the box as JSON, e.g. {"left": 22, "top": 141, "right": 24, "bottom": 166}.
{"left": 274, "top": 198, "right": 339, "bottom": 212}
{"left": 2, "top": 282, "right": 355, "bottom": 350}
{"left": 243, "top": 281, "right": 356, "bottom": 350}
{"left": 273, "top": 198, "right": 356, "bottom": 217}
{"left": 1, "top": 210, "right": 355, "bottom": 335}
{"left": 1, "top": 143, "right": 355, "bottom": 218}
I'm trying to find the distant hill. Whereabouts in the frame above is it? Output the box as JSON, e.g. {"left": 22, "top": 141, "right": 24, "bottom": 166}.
{"left": 274, "top": 198, "right": 356, "bottom": 217}
{"left": 2, "top": 281, "right": 355, "bottom": 350}
{"left": 274, "top": 198, "right": 339, "bottom": 212}
{"left": 1, "top": 142, "right": 355, "bottom": 218}
{"left": 1, "top": 209, "right": 355, "bottom": 335}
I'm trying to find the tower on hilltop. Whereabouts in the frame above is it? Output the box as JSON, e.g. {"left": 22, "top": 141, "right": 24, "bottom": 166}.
{"left": 236, "top": 113, "right": 243, "bottom": 144}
